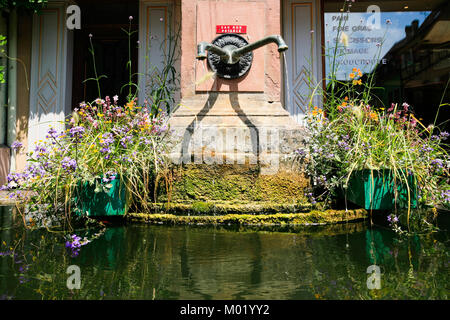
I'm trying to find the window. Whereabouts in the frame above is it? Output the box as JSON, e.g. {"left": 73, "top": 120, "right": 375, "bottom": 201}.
{"left": 323, "top": 0, "right": 449, "bottom": 127}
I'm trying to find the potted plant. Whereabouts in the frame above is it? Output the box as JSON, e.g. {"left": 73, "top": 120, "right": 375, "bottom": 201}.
{"left": 2, "top": 16, "right": 179, "bottom": 224}
{"left": 296, "top": 96, "right": 448, "bottom": 210}
{"left": 2, "top": 96, "right": 171, "bottom": 223}
{"left": 295, "top": 61, "right": 448, "bottom": 228}
{"left": 294, "top": 4, "right": 449, "bottom": 219}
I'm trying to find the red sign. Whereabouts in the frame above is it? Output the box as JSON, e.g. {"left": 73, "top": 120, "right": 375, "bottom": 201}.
{"left": 216, "top": 25, "right": 247, "bottom": 34}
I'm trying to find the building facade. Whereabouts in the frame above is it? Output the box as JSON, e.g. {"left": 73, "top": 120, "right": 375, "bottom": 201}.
{"left": 0, "top": 0, "right": 448, "bottom": 183}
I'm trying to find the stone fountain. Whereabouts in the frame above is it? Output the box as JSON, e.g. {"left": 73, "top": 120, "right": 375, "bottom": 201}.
{"left": 162, "top": 32, "right": 310, "bottom": 211}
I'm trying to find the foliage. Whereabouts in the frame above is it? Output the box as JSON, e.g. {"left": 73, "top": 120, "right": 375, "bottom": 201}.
{"left": 1, "top": 15, "right": 180, "bottom": 230}
{"left": 296, "top": 99, "right": 449, "bottom": 210}
{"left": 0, "top": 0, "right": 47, "bottom": 12}
{"left": 0, "top": 35, "right": 6, "bottom": 83}
{"left": 2, "top": 97, "right": 171, "bottom": 228}
{"left": 296, "top": 1, "right": 449, "bottom": 231}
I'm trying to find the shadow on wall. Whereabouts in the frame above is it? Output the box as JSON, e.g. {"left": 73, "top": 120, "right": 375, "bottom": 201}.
{"left": 180, "top": 78, "right": 261, "bottom": 166}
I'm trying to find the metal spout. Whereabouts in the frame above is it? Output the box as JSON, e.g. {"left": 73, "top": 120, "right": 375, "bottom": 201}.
{"left": 196, "top": 35, "right": 288, "bottom": 64}
{"left": 197, "top": 42, "right": 231, "bottom": 61}
{"left": 231, "top": 35, "right": 288, "bottom": 61}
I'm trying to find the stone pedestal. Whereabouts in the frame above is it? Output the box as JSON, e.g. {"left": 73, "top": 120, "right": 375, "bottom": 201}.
{"left": 160, "top": 0, "right": 311, "bottom": 207}
{"left": 168, "top": 93, "right": 307, "bottom": 175}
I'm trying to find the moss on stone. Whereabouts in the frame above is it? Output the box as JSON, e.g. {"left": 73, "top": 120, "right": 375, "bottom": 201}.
{"left": 146, "top": 200, "right": 312, "bottom": 215}
{"left": 191, "top": 201, "right": 214, "bottom": 214}
{"left": 156, "top": 164, "right": 309, "bottom": 203}
{"left": 126, "top": 209, "right": 368, "bottom": 226}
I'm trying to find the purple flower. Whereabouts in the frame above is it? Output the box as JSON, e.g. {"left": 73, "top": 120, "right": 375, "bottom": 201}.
{"left": 420, "top": 144, "right": 433, "bottom": 153}
{"left": 65, "top": 234, "right": 89, "bottom": 258}
{"left": 69, "top": 126, "right": 85, "bottom": 139}
{"left": 100, "top": 133, "right": 115, "bottom": 147}
{"left": 11, "top": 141, "right": 23, "bottom": 151}
{"left": 440, "top": 131, "right": 449, "bottom": 140}
{"left": 431, "top": 159, "right": 443, "bottom": 168}
{"left": 387, "top": 214, "right": 398, "bottom": 224}
{"left": 102, "top": 171, "right": 117, "bottom": 183}
{"left": 442, "top": 190, "right": 450, "bottom": 203}
{"left": 34, "top": 145, "right": 47, "bottom": 154}
{"left": 46, "top": 127, "right": 58, "bottom": 139}
{"left": 61, "top": 157, "right": 77, "bottom": 172}
{"left": 430, "top": 135, "right": 440, "bottom": 141}
{"left": 120, "top": 135, "right": 132, "bottom": 148}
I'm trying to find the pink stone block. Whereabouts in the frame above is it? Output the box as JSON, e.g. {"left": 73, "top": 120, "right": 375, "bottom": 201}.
{"left": 195, "top": 1, "right": 266, "bottom": 92}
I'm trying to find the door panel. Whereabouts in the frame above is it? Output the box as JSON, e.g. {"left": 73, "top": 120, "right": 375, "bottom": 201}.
{"left": 283, "top": 0, "right": 322, "bottom": 124}
{"left": 28, "top": 3, "right": 72, "bottom": 152}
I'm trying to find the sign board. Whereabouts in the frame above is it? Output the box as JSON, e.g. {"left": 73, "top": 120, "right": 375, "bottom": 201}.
{"left": 216, "top": 25, "right": 247, "bottom": 34}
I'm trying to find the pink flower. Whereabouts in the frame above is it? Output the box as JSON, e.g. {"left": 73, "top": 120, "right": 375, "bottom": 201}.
{"left": 93, "top": 121, "right": 98, "bottom": 129}
{"left": 95, "top": 98, "right": 105, "bottom": 105}
{"left": 113, "top": 95, "right": 119, "bottom": 104}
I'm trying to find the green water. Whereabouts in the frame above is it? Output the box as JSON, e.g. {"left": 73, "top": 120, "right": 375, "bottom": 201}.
{"left": 0, "top": 206, "right": 449, "bottom": 300}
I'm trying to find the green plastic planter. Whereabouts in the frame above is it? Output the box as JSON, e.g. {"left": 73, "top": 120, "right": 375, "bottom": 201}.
{"left": 74, "top": 178, "right": 129, "bottom": 217}
{"left": 345, "top": 169, "right": 417, "bottom": 210}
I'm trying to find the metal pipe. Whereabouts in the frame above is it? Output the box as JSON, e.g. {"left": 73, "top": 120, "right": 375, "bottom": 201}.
{"left": 197, "top": 41, "right": 230, "bottom": 61}
{"left": 232, "top": 35, "right": 288, "bottom": 61}
{"left": 197, "top": 35, "right": 288, "bottom": 65}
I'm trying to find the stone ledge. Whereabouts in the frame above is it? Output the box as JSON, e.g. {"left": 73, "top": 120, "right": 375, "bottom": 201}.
{"left": 126, "top": 209, "right": 369, "bottom": 226}
{"left": 0, "top": 191, "right": 16, "bottom": 205}
{"left": 147, "top": 200, "right": 313, "bottom": 215}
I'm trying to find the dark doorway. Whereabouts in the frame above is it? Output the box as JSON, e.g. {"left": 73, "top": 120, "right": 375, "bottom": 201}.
{"left": 71, "top": 0, "right": 139, "bottom": 108}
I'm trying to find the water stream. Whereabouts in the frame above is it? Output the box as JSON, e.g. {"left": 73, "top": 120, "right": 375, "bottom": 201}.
{"left": 282, "top": 52, "right": 292, "bottom": 113}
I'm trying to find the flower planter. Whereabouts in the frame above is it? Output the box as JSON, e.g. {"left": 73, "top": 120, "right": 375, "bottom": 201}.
{"left": 74, "top": 178, "right": 129, "bottom": 217}
{"left": 345, "top": 169, "right": 417, "bottom": 210}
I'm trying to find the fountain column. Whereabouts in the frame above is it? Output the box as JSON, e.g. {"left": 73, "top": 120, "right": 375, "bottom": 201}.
{"left": 164, "top": 0, "right": 309, "bottom": 205}
{"left": 169, "top": 0, "right": 306, "bottom": 173}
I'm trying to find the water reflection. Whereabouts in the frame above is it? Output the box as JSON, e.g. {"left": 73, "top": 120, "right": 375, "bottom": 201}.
{"left": 0, "top": 206, "right": 448, "bottom": 300}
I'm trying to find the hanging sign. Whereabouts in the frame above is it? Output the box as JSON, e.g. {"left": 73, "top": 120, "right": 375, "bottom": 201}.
{"left": 216, "top": 25, "right": 247, "bottom": 34}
